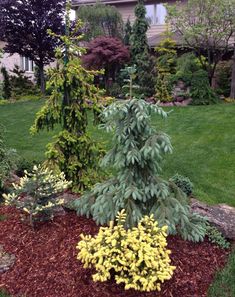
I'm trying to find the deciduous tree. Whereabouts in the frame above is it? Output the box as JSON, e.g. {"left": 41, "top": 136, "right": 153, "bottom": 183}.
{"left": 0, "top": 0, "right": 65, "bottom": 94}
{"left": 83, "top": 36, "right": 130, "bottom": 88}
{"left": 167, "top": 0, "right": 235, "bottom": 87}
{"left": 77, "top": 3, "right": 123, "bottom": 41}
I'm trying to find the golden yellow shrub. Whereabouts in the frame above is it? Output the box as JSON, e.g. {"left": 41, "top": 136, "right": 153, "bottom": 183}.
{"left": 77, "top": 210, "right": 176, "bottom": 292}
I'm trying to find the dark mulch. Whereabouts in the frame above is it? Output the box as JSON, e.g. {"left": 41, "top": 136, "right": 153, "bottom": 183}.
{"left": 0, "top": 206, "right": 230, "bottom": 297}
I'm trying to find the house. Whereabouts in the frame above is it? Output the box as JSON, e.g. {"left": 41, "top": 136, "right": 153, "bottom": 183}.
{"left": 71, "top": 0, "right": 182, "bottom": 47}
{"left": 0, "top": 41, "right": 35, "bottom": 81}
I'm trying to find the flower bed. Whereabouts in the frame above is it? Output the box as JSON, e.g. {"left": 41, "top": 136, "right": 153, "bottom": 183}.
{"left": 0, "top": 206, "right": 230, "bottom": 297}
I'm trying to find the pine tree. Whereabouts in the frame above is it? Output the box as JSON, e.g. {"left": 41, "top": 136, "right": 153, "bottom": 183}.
{"left": 130, "top": 0, "right": 155, "bottom": 97}
{"left": 31, "top": 3, "right": 104, "bottom": 192}
{"left": 73, "top": 66, "right": 207, "bottom": 242}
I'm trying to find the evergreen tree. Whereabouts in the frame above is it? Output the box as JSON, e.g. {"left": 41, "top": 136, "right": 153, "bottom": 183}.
{"left": 130, "top": 0, "right": 155, "bottom": 97}
{"left": 31, "top": 4, "right": 104, "bottom": 192}
{"left": 1, "top": 67, "right": 11, "bottom": 100}
{"left": 124, "top": 18, "right": 132, "bottom": 46}
{"left": 155, "top": 37, "right": 177, "bottom": 102}
{"left": 73, "top": 66, "right": 207, "bottom": 242}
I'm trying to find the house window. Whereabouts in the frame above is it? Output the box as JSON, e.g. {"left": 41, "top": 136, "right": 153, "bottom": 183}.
{"left": 21, "top": 56, "right": 35, "bottom": 72}
{"left": 145, "top": 3, "right": 167, "bottom": 25}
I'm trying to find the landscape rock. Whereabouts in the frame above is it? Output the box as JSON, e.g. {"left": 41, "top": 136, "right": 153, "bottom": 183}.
{"left": 191, "top": 199, "right": 235, "bottom": 240}
{"left": 0, "top": 245, "right": 15, "bottom": 273}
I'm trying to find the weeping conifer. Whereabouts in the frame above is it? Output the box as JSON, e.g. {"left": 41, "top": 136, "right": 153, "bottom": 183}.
{"left": 73, "top": 66, "right": 207, "bottom": 242}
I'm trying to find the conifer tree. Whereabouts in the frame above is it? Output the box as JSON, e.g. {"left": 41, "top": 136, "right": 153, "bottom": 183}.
{"left": 31, "top": 3, "right": 103, "bottom": 191}
{"left": 124, "top": 18, "right": 132, "bottom": 46}
{"left": 73, "top": 66, "right": 207, "bottom": 242}
{"left": 155, "top": 37, "right": 177, "bottom": 102}
{"left": 130, "top": 0, "right": 155, "bottom": 97}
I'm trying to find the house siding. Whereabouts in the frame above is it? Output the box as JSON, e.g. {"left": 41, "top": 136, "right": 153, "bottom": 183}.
{"left": 0, "top": 41, "right": 34, "bottom": 81}
{"left": 74, "top": 0, "right": 176, "bottom": 40}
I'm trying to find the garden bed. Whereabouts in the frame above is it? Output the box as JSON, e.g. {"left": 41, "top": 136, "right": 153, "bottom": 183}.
{"left": 0, "top": 206, "right": 230, "bottom": 297}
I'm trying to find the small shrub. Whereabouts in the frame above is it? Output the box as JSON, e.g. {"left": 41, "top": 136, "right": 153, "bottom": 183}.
{"left": 206, "top": 224, "right": 230, "bottom": 249}
{"left": 190, "top": 70, "right": 219, "bottom": 105}
{"left": 170, "top": 174, "right": 193, "bottom": 196}
{"left": 3, "top": 165, "right": 71, "bottom": 228}
{"left": 77, "top": 210, "right": 175, "bottom": 292}
{"left": 215, "top": 60, "right": 232, "bottom": 97}
{"left": 10, "top": 65, "right": 39, "bottom": 100}
{"left": 224, "top": 97, "right": 235, "bottom": 103}
{"left": 15, "top": 158, "right": 39, "bottom": 177}
{"left": 1, "top": 67, "right": 11, "bottom": 100}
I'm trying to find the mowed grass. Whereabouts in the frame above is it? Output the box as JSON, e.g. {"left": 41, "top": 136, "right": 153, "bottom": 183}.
{"left": 0, "top": 99, "right": 234, "bottom": 207}
{"left": 207, "top": 249, "right": 235, "bottom": 297}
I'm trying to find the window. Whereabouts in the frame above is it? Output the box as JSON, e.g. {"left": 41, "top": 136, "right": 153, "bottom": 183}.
{"left": 21, "top": 56, "right": 35, "bottom": 72}
{"left": 145, "top": 3, "right": 167, "bottom": 25}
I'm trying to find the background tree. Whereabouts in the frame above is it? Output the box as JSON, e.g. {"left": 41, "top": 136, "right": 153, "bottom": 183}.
{"left": 83, "top": 36, "right": 130, "bottom": 89}
{"left": 73, "top": 66, "right": 207, "bottom": 242}
{"left": 0, "top": 0, "right": 65, "bottom": 94}
{"left": 167, "top": 0, "right": 235, "bottom": 87}
{"left": 31, "top": 8, "right": 104, "bottom": 191}
{"left": 230, "top": 44, "right": 235, "bottom": 99}
{"left": 124, "top": 18, "right": 132, "bottom": 46}
{"left": 155, "top": 37, "right": 177, "bottom": 102}
{"left": 130, "top": 0, "right": 155, "bottom": 97}
{"left": 77, "top": 3, "right": 124, "bottom": 41}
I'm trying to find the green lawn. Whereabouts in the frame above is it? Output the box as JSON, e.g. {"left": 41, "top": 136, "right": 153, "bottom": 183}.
{"left": 207, "top": 249, "right": 235, "bottom": 297}
{"left": 0, "top": 100, "right": 234, "bottom": 207}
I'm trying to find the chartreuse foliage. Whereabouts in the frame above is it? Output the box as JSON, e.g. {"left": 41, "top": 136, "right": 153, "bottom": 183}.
{"left": 155, "top": 36, "right": 177, "bottom": 102}
{"left": 73, "top": 68, "right": 207, "bottom": 242}
{"left": 31, "top": 4, "right": 104, "bottom": 192}
{"left": 77, "top": 210, "right": 175, "bottom": 292}
{"left": 3, "top": 165, "right": 70, "bottom": 228}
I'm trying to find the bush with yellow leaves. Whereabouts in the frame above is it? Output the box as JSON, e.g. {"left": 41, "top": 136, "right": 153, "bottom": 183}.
{"left": 77, "top": 210, "right": 175, "bottom": 292}
{"left": 3, "top": 165, "right": 71, "bottom": 228}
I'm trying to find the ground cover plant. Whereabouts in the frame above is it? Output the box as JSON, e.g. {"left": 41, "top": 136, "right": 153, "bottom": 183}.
{"left": 0, "top": 100, "right": 235, "bottom": 206}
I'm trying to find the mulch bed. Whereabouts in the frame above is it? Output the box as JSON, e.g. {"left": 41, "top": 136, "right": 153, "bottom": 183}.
{"left": 0, "top": 206, "right": 230, "bottom": 297}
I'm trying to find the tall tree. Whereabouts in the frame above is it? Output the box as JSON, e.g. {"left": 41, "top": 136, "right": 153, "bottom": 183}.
{"left": 31, "top": 6, "right": 104, "bottom": 192}
{"left": 167, "top": 0, "right": 235, "bottom": 87}
{"left": 130, "top": 0, "right": 155, "bottom": 97}
{"left": 0, "top": 0, "right": 65, "bottom": 94}
{"left": 77, "top": 2, "right": 124, "bottom": 41}
{"left": 124, "top": 18, "right": 132, "bottom": 46}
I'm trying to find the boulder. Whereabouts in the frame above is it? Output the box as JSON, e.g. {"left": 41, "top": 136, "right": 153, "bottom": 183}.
{"left": 191, "top": 199, "right": 235, "bottom": 240}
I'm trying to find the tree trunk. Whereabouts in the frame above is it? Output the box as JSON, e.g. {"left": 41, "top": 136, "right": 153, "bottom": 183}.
{"left": 38, "top": 64, "right": 46, "bottom": 95}
{"left": 230, "top": 44, "right": 235, "bottom": 99}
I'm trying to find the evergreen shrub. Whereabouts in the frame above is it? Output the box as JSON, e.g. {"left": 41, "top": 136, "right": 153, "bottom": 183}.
{"left": 73, "top": 67, "right": 207, "bottom": 242}
{"left": 170, "top": 174, "right": 193, "bottom": 196}
{"left": 3, "top": 165, "right": 71, "bottom": 228}
{"left": 77, "top": 210, "right": 176, "bottom": 292}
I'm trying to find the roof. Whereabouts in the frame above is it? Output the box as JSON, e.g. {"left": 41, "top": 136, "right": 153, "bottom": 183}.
{"left": 148, "top": 32, "right": 183, "bottom": 47}
{"left": 72, "top": 0, "right": 137, "bottom": 6}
